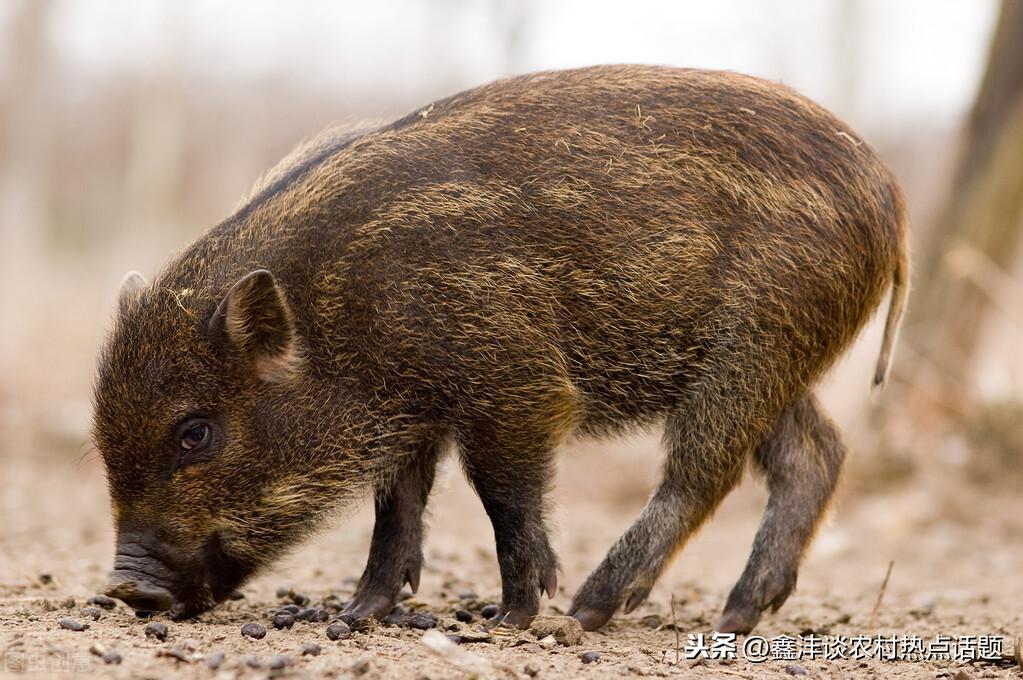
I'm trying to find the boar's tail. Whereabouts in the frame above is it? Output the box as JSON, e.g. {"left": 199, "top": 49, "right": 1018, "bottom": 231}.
{"left": 872, "top": 207, "right": 911, "bottom": 390}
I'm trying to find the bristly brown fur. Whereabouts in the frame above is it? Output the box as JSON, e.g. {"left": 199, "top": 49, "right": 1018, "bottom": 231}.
{"left": 92, "top": 65, "right": 909, "bottom": 630}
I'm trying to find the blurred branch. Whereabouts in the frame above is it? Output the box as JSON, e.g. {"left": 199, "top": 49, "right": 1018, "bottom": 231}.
{"left": 0, "top": 0, "right": 56, "bottom": 399}
{"left": 958, "top": 0, "right": 1023, "bottom": 195}
{"left": 833, "top": 0, "right": 863, "bottom": 119}
{"left": 906, "top": 0, "right": 1023, "bottom": 399}
{"left": 0, "top": 0, "right": 55, "bottom": 247}
{"left": 944, "top": 243, "right": 1023, "bottom": 320}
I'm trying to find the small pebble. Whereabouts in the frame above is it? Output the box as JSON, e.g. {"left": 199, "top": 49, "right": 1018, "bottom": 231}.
{"left": 241, "top": 622, "right": 267, "bottom": 640}
{"left": 59, "top": 618, "right": 88, "bottom": 632}
{"left": 291, "top": 593, "right": 310, "bottom": 607}
{"left": 524, "top": 661, "right": 541, "bottom": 677}
{"left": 785, "top": 663, "right": 809, "bottom": 676}
{"left": 453, "top": 628, "right": 493, "bottom": 643}
{"left": 581, "top": 650, "right": 601, "bottom": 664}
{"left": 481, "top": 604, "right": 499, "bottom": 619}
{"left": 156, "top": 646, "right": 190, "bottom": 662}
{"left": 272, "top": 612, "right": 295, "bottom": 630}
{"left": 102, "top": 651, "right": 123, "bottom": 665}
{"left": 301, "top": 642, "right": 321, "bottom": 656}
{"left": 298, "top": 607, "right": 329, "bottom": 622}
{"left": 325, "top": 621, "right": 351, "bottom": 640}
{"left": 407, "top": 613, "right": 438, "bottom": 630}
{"left": 530, "top": 615, "right": 584, "bottom": 646}
{"left": 279, "top": 604, "right": 302, "bottom": 615}
{"left": 455, "top": 609, "right": 474, "bottom": 623}
{"left": 350, "top": 617, "right": 378, "bottom": 634}
{"left": 144, "top": 621, "right": 169, "bottom": 641}
{"left": 909, "top": 597, "right": 936, "bottom": 618}
{"left": 206, "top": 652, "right": 226, "bottom": 670}
{"left": 640, "top": 614, "right": 662, "bottom": 629}
{"left": 458, "top": 591, "right": 478, "bottom": 601}
{"left": 81, "top": 607, "right": 102, "bottom": 621}
{"left": 88, "top": 594, "right": 117, "bottom": 610}
{"left": 269, "top": 655, "right": 293, "bottom": 670}
{"left": 38, "top": 573, "right": 54, "bottom": 585}
{"left": 338, "top": 612, "right": 358, "bottom": 625}
{"left": 276, "top": 586, "right": 292, "bottom": 599}
{"left": 350, "top": 659, "right": 372, "bottom": 676}
{"left": 243, "top": 655, "right": 262, "bottom": 669}
{"left": 61, "top": 596, "right": 76, "bottom": 609}
{"left": 799, "top": 625, "right": 829, "bottom": 637}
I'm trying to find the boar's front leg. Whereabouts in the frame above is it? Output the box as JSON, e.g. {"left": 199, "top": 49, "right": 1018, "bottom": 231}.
{"left": 458, "top": 430, "right": 559, "bottom": 628}
{"left": 717, "top": 393, "right": 845, "bottom": 634}
{"left": 342, "top": 440, "right": 441, "bottom": 620}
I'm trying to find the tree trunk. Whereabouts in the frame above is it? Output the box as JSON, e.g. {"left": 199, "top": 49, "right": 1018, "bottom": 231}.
{"left": 907, "top": 0, "right": 1023, "bottom": 397}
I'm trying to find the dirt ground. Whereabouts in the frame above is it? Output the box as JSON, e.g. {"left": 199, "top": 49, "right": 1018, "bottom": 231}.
{"left": 2, "top": 415, "right": 1022, "bottom": 680}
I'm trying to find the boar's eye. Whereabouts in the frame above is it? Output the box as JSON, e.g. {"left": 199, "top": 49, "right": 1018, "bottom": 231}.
{"left": 175, "top": 418, "right": 215, "bottom": 466}
{"left": 181, "top": 423, "right": 209, "bottom": 451}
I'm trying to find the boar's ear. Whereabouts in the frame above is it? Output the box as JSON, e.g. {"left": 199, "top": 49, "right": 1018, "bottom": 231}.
{"left": 117, "top": 271, "right": 148, "bottom": 315}
{"left": 208, "top": 269, "right": 301, "bottom": 382}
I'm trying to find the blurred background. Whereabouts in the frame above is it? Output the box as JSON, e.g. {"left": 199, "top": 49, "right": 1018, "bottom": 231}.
{"left": 1, "top": 0, "right": 1022, "bottom": 647}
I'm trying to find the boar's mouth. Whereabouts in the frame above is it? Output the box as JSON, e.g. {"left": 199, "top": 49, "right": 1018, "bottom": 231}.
{"left": 106, "top": 530, "right": 254, "bottom": 619}
{"left": 175, "top": 532, "right": 254, "bottom": 618}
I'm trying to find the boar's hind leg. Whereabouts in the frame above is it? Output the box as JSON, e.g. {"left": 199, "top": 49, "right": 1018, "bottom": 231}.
{"left": 342, "top": 439, "right": 442, "bottom": 620}
{"left": 717, "top": 393, "right": 845, "bottom": 634}
{"left": 569, "top": 392, "right": 755, "bottom": 631}
{"left": 459, "top": 433, "right": 559, "bottom": 628}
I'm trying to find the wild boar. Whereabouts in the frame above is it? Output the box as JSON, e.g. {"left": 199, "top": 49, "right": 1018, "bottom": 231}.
{"left": 94, "top": 65, "right": 909, "bottom": 633}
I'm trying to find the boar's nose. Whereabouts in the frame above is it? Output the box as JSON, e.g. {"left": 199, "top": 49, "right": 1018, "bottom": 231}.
{"left": 106, "top": 525, "right": 180, "bottom": 613}
{"left": 105, "top": 576, "right": 175, "bottom": 612}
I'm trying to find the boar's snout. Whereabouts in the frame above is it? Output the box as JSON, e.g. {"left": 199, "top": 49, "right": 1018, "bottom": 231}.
{"left": 105, "top": 575, "right": 175, "bottom": 613}
{"left": 104, "top": 524, "right": 253, "bottom": 618}
{"left": 105, "top": 526, "right": 183, "bottom": 614}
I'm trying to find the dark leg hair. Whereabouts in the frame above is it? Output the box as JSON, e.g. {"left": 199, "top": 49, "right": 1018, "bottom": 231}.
{"left": 568, "top": 329, "right": 794, "bottom": 632}
{"left": 717, "top": 392, "right": 845, "bottom": 633}
{"left": 568, "top": 409, "right": 748, "bottom": 630}
{"left": 342, "top": 439, "right": 442, "bottom": 619}
{"left": 458, "top": 431, "right": 559, "bottom": 627}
